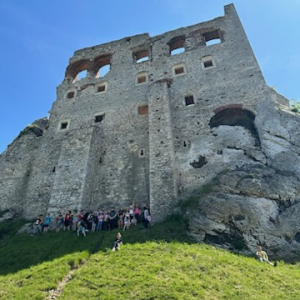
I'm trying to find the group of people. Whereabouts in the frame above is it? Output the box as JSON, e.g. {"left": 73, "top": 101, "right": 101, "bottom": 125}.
{"left": 32, "top": 207, "right": 278, "bottom": 264}
{"left": 32, "top": 204, "right": 151, "bottom": 237}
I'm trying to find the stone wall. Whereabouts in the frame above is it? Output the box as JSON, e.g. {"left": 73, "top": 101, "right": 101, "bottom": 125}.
{"left": 0, "top": 4, "right": 291, "bottom": 222}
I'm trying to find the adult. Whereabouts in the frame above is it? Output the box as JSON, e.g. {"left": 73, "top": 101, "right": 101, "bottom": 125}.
{"left": 109, "top": 208, "right": 118, "bottom": 230}
{"left": 55, "top": 212, "right": 64, "bottom": 232}
{"left": 256, "top": 246, "right": 276, "bottom": 266}
{"left": 43, "top": 213, "right": 51, "bottom": 233}
{"left": 92, "top": 212, "right": 98, "bottom": 232}
{"left": 32, "top": 215, "right": 41, "bottom": 235}
{"left": 143, "top": 205, "right": 150, "bottom": 228}
{"left": 97, "top": 212, "right": 104, "bottom": 231}
{"left": 103, "top": 210, "right": 110, "bottom": 231}
{"left": 112, "top": 232, "right": 122, "bottom": 251}
{"left": 134, "top": 205, "right": 141, "bottom": 223}
{"left": 39, "top": 214, "right": 45, "bottom": 233}
{"left": 72, "top": 210, "right": 79, "bottom": 231}
{"left": 118, "top": 208, "right": 124, "bottom": 229}
{"left": 64, "top": 211, "right": 71, "bottom": 230}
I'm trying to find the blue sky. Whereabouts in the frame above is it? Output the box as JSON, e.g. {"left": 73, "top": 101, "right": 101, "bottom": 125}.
{"left": 0, "top": 0, "right": 299, "bottom": 154}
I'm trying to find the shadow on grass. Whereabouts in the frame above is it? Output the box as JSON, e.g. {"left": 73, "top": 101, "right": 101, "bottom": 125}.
{"left": 0, "top": 214, "right": 194, "bottom": 276}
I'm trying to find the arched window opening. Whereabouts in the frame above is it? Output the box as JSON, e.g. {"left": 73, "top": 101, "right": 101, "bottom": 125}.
{"left": 93, "top": 54, "right": 112, "bottom": 78}
{"left": 96, "top": 64, "right": 110, "bottom": 78}
{"left": 203, "top": 30, "right": 222, "bottom": 46}
{"left": 134, "top": 49, "right": 150, "bottom": 63}
{"left": 168, "top": 36, "right": 185, "bottom": 56}
{"left": 76, "top": 70, "right": 87, "bottom": 80}
{"left": 65, "top": 59, "right": 90, "bottom": 82}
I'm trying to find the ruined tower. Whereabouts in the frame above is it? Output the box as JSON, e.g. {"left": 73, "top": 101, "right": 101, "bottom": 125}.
{"left": 0, "top": 4, "right": 288, "bottom": 221}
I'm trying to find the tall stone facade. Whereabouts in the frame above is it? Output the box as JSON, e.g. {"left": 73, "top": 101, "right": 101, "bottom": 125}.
{"left": 0, "top": 4, "right": 289, "bottom": 221}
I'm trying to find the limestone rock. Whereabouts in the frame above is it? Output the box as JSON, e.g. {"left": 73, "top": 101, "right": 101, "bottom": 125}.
{"left": 185, "top": 100, "right": 300, "bottom": 261}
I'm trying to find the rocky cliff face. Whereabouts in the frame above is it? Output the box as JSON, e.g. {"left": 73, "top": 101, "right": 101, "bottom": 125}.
{"left": 185, "top": 100, "right": 300, "bottom": 261}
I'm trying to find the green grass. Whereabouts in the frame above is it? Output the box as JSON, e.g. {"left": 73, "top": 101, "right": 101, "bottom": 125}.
{"left": 0, "top": 216, "right": 300, "bottom": 300}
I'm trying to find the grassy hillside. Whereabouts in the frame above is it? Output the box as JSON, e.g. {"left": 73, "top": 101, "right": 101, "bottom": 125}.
{"left": 0, "top": 215, "right": 299, "bottom": 300}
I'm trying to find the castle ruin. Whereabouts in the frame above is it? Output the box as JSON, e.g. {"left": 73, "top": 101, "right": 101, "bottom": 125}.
{"left": 0, "top": 4, "right": 289, "bottom": 222}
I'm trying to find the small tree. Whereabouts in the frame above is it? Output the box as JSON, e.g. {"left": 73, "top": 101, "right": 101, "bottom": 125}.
{"left": 290, "top": 99, "right": 300, "bottom": 113}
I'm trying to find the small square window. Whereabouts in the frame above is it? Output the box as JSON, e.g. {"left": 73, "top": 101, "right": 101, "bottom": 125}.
{"left": 95, "top": 114, "right": 105, "bottom": 123}
{"left": 185, "top": 96, "right": 194, "bottom": 106}
{"left": 95, "top": 82, "right": 107, "bottom": 94}
{"left": 138, "top": 105, "right": 149, "bottom": 115}
{"left": 201, "top": 56, "right": 216, "bottom": 70}
{"left": 97, "top": 85, "right": 106, "bottom": 93}
{"left": 60, "top": 122, "right": 68, "bottom": 130}
{"left": 173, "top": 64, "right": 186, "bottom": 76}
{"left": 67, "top": 91, "right": 75, "bottom": 99}
{"left": 204, "top": 60, "right": 213, "bottom": 68}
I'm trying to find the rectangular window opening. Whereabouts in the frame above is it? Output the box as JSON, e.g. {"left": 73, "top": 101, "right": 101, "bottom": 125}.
{"left": 97, "top": 85, "right": 106, "bottom": 93}
{"left": 204, "top": 60, "right": 213, "bottom": 68}
{"left": 175, "top": 67, "right": 184, "bottom": 75}
{"left": 67, "top": 91, "right": 75, "bottom": 99}
{"left": 60, "top": 122, "right": 68, "bottom": 130}
{"left": 137, "top": 76, "right": 147, "bottom": 84}
{"left": 206, "top": 38, "right": 221, "bottom": 46}
{"left": 138, "top": 105, "right": 149, "bottom": 115}
{"left": 171, "top": 47, "right": 185, "bottom": 56}
{"left": 185, "top": 96, "right": 195, "bottom": 106}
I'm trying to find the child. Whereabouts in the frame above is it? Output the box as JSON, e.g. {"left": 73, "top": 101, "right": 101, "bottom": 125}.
{"left": 112, "top": 232, "right": 122, "bottom": 251}
{"left": 123, "top": 216, "right": 130, "bottom": 231}
{"left": 131, "top": 216, "right": 137, "bottom": 226}
{"left": 77, "top": 219, "right": 87, "bottom": 237}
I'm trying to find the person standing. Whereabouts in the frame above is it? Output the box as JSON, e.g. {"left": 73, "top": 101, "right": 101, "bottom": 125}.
{"left": 134, "top": 205, "right": 141, "bottom": 223}
{"left": 43, "top": 213, "right": 51, "bottom": 233}
{"left": 55, "top": 212, "right": 64, "bottom": 233}
{"left": 77, "top": 219, "right": 87, "bottom": 237}
{"left": 72, "top": 210, "right": 79, "bottom": 231}
{"left": 32, "top": 215, "right": 41, "bottom": 235}
{"left": 39, "top": 214, "right": 45, "bottom": 233}
{"left": 64, "top": 211, "right": 71, "bottom": 230}
{"left": 143, "top": 205, "right": 150, "bottom": 228}
{"left": 109, "top": 208, "right": 117, "bottom": 230}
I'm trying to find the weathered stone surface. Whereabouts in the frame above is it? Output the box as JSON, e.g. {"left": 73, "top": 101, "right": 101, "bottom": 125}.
{"left": 0, "top": 4, "right": 299, "bottom": 260}
{"left": 186, "top": 101, "right": 300, "bottom": 260}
